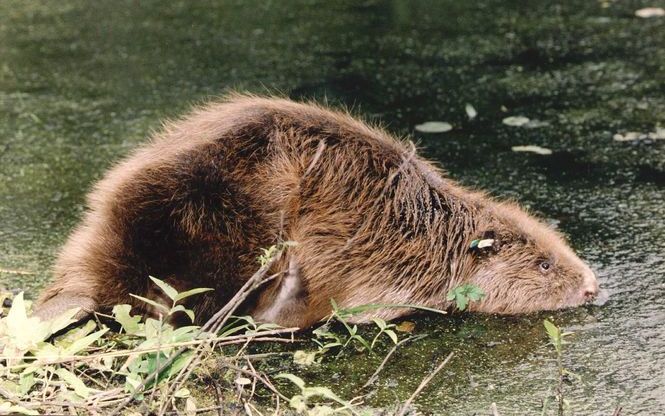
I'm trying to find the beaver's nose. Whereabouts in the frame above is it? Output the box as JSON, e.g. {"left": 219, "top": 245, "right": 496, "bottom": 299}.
{"left": 581, "top": 270, "right": 599, "bottom": 301}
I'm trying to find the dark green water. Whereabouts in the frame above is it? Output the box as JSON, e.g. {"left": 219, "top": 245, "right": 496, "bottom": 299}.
{"left": 1, "top": 1, "right": 663, "bottom": 414}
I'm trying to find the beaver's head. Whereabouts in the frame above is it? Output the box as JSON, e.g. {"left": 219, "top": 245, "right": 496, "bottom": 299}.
{"left": 465, "top": 204, "right": 599, "bottom": 314}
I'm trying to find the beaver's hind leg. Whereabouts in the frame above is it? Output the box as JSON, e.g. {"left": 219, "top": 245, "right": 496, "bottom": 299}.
{"left": 33, "top": 211, "right": 135, "bottom": 322}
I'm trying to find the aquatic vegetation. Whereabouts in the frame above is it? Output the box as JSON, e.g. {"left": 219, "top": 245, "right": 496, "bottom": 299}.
{"left": 543, "top": 319, "right": 579, "bottom": 416}
{"left": 0, "top": 277, "right": 300, "bottom": 414}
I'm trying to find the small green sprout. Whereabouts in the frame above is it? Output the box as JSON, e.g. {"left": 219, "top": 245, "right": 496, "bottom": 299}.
{"left": 446, "top": 284, "right": 485, "bottom": 311}
{"left": 258, "top": 241, "right": 298, "bottom": 266}
{"left": 130, "top": 276, "right": 213, "bottom": 322}
{"left": 543, "top": 319, "right": 578, "bottom": 416}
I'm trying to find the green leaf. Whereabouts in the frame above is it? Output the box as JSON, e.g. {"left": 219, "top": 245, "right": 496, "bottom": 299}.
{"left": 113, "top": 304, "right": 142, "bottom": 334}
{"left": 18, "top": 371, "right": 36, "bottom": 395}
{"left": 301, "top": 386, "right": 351, "bottom": 408}
{"left": 543, "top": 319, "right": 560, "bottom": 344}
{"left": 170, "top": 304, "right": 195, "bottom": 323}
{"left": 275, "top": 373, "right": 306, "bottom": 390}
{"left": 446, "top": 284, "right": 485, "bottom": 311}
{"left": 467, "top": 286, "right": 485, "bottom": 301}
{"left": 288, "top": 394, "right": 307, "bottom": 412}
{"left": 372, "top": 318, "right": 386, "bottom": 330}
{"left": 255, "top": 322, "right": 282, "bottom": 331}
{"left": 149, "top": 276, "right": 178, "bottom": 301}
{"left": 129, "top": 294, "right": 169, "bottom": 314}
{"left": 3, "top": 293, "right": 78, "bottom": 352}
{"left": 166, "top": 352, "right": 194, "bottom": 378}
{"left": 219, "top": 324, "right": 251, "bottom": 337}
{"left": 65, "top": 328, "right": 109, "bottom": 355}
{"left": 322, "top": 342, "right": 342, "bottom": 349}
{"left": 385, "top": 330, "right": 398, "bottom": 344}
{"left": 173, "top": 287, "right": 213, "bottom": 303}
{"left": 54, "top": 319, "right": 97, "bottom": 348}
{"left": 56, "top": 368, "right": 91, "bottom": 398}
{"left": 0, "top": 402, "right": 38, "bottom": 415}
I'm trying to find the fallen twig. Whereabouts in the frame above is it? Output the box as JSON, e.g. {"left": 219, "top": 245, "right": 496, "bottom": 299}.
{"left": 396, "top": 352, "right": 454, "bottom": 416}
{"left": 363, "top": 334, "right": 426, "bottom": 389}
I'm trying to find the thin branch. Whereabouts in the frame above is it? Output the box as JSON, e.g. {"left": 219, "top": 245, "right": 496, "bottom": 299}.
{"left": 396, "top": 352, "right": 454, "bottom": 416}
{"left": 363, "top": 335, "right": 425, "bottom": 389}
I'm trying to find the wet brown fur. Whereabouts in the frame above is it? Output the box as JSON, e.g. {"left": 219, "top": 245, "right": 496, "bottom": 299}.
{"left": 36, "top": 94, "right": 598, "bottom": 328}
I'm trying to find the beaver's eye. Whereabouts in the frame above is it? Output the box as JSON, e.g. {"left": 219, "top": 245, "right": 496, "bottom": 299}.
{"left": 539, "top": 261, "right": 551, "bottom": 272}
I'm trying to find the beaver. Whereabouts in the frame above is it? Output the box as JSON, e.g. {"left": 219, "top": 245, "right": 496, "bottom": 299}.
{"left": 34, "top": 95, "right": 599, "bottom": 328}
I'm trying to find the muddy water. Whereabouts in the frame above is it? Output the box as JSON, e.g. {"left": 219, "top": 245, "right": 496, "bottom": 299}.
{"left": 0, "top": 1, "right": 663, "bottom": 414}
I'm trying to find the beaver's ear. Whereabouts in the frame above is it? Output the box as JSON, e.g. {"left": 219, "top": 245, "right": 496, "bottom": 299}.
{"left": 496, "top": 231, "right": 527, "bottom": 250}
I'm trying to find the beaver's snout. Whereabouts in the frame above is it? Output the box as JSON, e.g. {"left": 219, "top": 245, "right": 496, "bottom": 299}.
{"left": 578, "top": 269, "right": 599, "bottom": 304}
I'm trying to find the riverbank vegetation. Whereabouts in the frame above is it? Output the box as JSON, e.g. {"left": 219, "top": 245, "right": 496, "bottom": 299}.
{"left": 0, "top": 252, "right": 597, "bottom": 415}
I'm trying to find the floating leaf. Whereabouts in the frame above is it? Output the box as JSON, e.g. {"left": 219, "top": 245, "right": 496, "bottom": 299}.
{"left": 523, "top": 119, "right": 550, "bottom": 128}
{"left": 614, "top": 129, "right": 665, "bottom": 142}
{"left": 465, "top": 104, "right": 477, "bottom": 120}
{"left": 511, "top": 145, "right": 553, "bottom": 155}
{"left": 396, "top": 321, "right": 415, "bottom": 333}
{"left": 415, "top": 121, "right": 453, "bottom": 133}
{"left": 635, "top": 7, "right": 665, "bottom": 18}
{"left": 613, "top": 132, "right": 642, "bottom": 142}
{"left": 502, "top": 116, "right": 530, "bottom": 126}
